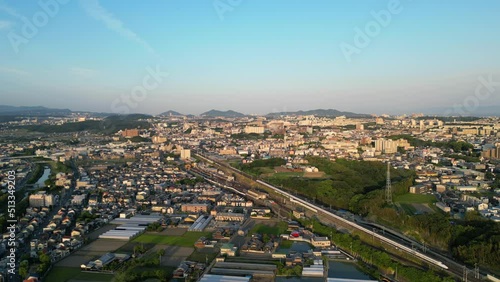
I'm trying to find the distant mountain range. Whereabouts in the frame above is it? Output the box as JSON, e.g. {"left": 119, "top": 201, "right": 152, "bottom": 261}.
{"left": 0, "top": 105, "right": 72, "bottom": 116}
{"left": 267, "top": 109, "right": 370, "bottom": 118}
{"left": 200, "top": 109, "right": 246, "bottom": 118}
{"left": 5, "top": 104, "right": 497, "bottom": 118}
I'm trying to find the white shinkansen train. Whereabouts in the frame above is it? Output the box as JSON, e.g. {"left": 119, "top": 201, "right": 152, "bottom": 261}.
{"left": 195, "top": 153, "right": 448, "bottom": 270}
{"left": 256, "top": 180, "right": 448, "bottom": 270}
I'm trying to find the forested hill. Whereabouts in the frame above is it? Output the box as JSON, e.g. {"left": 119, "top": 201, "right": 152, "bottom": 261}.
{"left": 22, "top": 114, "right": 151, "bottom": 134}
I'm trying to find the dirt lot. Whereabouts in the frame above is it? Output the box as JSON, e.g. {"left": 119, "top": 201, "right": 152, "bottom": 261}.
{"left": 56, "top": 251, "right": 98, "bottom": 268}
{"left": 81, "top": 239, "right": 128, "bottom": 253}
{"left": 303, "top": 171, "right": 325, "bottom": 178}
{"left": 412, "top": 203, "right": 435, "bottom": 214}
{"left": 158, "top": 227, "right": 188, "bottom": 236}
{"left": 149, "top": 245, "right": 194, "bottom": 267}
{"left": 56, "top": 239, "right": 127, "bottom": 267}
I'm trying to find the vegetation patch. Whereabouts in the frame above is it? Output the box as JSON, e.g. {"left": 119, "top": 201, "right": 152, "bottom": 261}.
{"left": 22, "top": 114, "right": 151, "bottom": 134}
{"left": 394, "top": 193, "right": 437, "bottom": 204}
{"left": 249, "top": 222, "right": 288, "bottom": 237}
{"left": 187, "top": 249, "right": 218, "bottom": 263}
{"left": 236, "top": 158, "right": 286, "bottom": 176}
{"left": 399, "top": 203, "right": 417, "bottom": 215}
{"left": 279, "top": 240, "right": 294, "bottom": 249}
{"left": 44, "top": 267, "right": 113, "bottom": 282}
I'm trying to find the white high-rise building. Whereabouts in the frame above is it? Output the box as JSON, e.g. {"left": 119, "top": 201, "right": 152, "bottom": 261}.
{"left": 29, "top": 192, "right": 54, "bottom": 207}
{"left": 375, "top": 139, "right": 398, "bottom": 154}
{"left": 180, "top": 149, "right": 191, "bottom": 160}
{"left": 244, "top": 126, "right": 265, "bottom": 134}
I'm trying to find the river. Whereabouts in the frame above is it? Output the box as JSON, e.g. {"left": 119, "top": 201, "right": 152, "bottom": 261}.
{"left": 35, "top": 167, "right": 51, "bottom": 187}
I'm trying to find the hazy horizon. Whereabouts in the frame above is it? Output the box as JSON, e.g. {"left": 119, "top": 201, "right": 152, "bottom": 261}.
{"left": 1, "top": 0, "right": 499, "bottom": 115}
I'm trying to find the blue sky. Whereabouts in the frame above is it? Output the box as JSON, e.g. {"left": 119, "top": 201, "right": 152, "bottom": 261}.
{"left": 1, "top": 0, "right": 499, "bottom": 115}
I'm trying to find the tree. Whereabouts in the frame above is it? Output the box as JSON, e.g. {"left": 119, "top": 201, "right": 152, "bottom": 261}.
{"left": 19, "top": 260, "right": 29, "bottom": 278}
{"left": 485, "top": 171, "right": 494, "bottom": 181}
{"left": 133, "top": 244, "right": 145, "bottom": 256}
{"left": 39, "top": 253, "right": 50, "bottom": 264}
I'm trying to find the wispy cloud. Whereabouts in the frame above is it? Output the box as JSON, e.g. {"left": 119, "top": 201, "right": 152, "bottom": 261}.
{"left": 70, "top": 67, "right": 98, "bottom": 77}
{"left": 0, "top": 67, "right": 29, "bottom": 76}
{"left": 0, "top": 1, "right": 24, "bottom": 20}
{"left": 0, "top": 20, "right": 13, "bottom": 29}
{"left": 79, "top": 0, "right": 156, "bottom": 56}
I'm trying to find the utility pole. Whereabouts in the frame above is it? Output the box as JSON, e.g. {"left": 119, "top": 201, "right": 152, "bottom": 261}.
{"left": 475, "top": 263, "right": 479, "bottom": 279}
{"left": 463, "top": 266, "right": 468, "bottom": 282}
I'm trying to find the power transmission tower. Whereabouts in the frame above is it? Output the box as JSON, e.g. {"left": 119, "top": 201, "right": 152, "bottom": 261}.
{"left": 386, "top": 161, "right": 392, "bottom": 204}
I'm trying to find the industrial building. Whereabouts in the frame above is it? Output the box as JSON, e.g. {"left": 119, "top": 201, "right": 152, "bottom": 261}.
{"left": 99, "top": 214, "right": 162, "bottom": 240}
{"left": 210, "top": 262, "right": 276, "bottom": 277}
{"left": 188, "top": 215, "right": 213, "bottom": 232}
{"left": 302, "top": 259, "right": 324, "bottom": 277}
{"left": 199, "top": 274, "right": 250, "bottom": 282}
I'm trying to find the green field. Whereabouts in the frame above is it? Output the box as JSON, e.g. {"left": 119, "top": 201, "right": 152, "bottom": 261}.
{"left": 267, "top": 172, "right": 304, "bottom": 180}
{"left": 399, "top": 203, "right": 417, "bottom": 215}
{"left": 187, "top": 249, "right": 218, "bottom": 263}
{"left": 279, "top": 240, "right": 294, "bottom": 249}
{"left": 394, "top": 193, "right": 437, "bottom": 204}
{"left": 45, "top": 266, "right": 113, "bottom": 282}
{"left": 133, "top": 231, "right": 211, "bottom": 247}
{"left": 249, "top": 222, "right": 288, "bottom": 236}
{"left": 253, "top": 167, "right": 276, "bottom": 175}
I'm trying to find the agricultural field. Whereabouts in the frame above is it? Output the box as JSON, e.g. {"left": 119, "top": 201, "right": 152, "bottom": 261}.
{"left": 45, "top": 266, "right": 113, "bottom": 282}
{"left": 399, "top": 203, "right": 417, "bottom": 215}
{"left": 148, "top": 245, "right": 194, "bottom": 267}
{"left": 55, "top": 225, "right": 132, "bottom": 268}
{"left": 396, "top": 194, "right": 437, "bottom": 215}
{"left": 248, "top": 221, "right": 288, "bottom": 236}
{"left": 133, "top": 231, "right": 211, "bottom": 247}
{"left": 187, "top": 248, "right": 219, "bottom": 263}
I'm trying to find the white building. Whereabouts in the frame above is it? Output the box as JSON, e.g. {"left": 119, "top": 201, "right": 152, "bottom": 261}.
{"left": 244, "top": 126, "right": 265, "bottom": 134}
{"left": 29, "top": 192, "right": 54, "bottom": 207}
{"left": 180, "top": 149, "right": 191, "bottom": 160}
